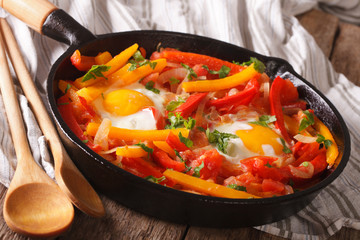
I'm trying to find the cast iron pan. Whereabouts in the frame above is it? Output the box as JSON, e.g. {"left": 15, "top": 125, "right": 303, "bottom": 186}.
{"left": 3, "top": 0, "right": 351, "bottom": 227}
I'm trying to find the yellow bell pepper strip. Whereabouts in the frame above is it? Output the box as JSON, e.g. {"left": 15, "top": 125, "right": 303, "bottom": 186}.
{"left": 163, "top": 169, "right": 260, "bottom": 199}
{"left": 76, "top": 83, "right": 108, "bottom": 102}
{"left": 116, "top": 145, "right": 148, "bottom": 158}
{"left": 73, "top": 43, "right": 139, "bottom": 88}
{"left": 86, "top": 122, "right": 189, "bottom": 141}
{"left": 153, "top": 141, "right": 176, "bottom": 158}
{"left": 58, "top": 80, "right": 78, "bottom": 94}
{"left": 95, "top": 51, "right": 112, "bottom": 65}
{"left": 107, "top": 63, "right": 132, "bottom": 84}
{"left": 181, "top": 63, "right": 261, "bottom": 93}
{"left": 313, "top": 117, "right": 339, "bottom": 167}
{"left": 109, "top": 58, "right": 167, "bottom": 87}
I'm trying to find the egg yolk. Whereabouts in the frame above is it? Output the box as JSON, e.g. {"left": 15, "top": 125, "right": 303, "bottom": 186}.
{"left": 103, "top": 89, "right": 154, "bottom": 116}
{"left": 236, "top": 124, "right": 283, "bottom": 155}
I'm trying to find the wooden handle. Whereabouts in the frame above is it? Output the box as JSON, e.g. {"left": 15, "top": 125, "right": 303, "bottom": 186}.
{"left": 0, "top": 24, "right": 32, "bottom": 164}
{"left": 0, "top": 18, "right": 66, "bottom": 161}
{"left": 0, "top": 0, "right": 57, "bottom": 33}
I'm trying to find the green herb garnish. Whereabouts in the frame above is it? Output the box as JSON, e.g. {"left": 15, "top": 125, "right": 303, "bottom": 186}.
{"left": 316, "top": 134, "right": 333, "bottom": 149}
{"left": 169, "top": 77, "right": 180, "bottom": 85}
{"left": 166, "top": 97, "right": 186, "bottom": 111}
{"left": 175, "top": 150, "right": 192, "bottom": 173}
{"left": 239, "top": 57, "right": 265, "bottom": 73}
{"left": 265, "top": 162, "right": 273, "bottom": 168}
{"left": 181, "top": 63, "right": 197, "bottom": 80}
{"left": 58, "top": 102, "right": 70, "bottom": 106}
{"left": 166, "top": 112, "right": 196, "bottom": 130}
{"left": 206, "top": 129, "right": 238, "bottom": 154}
{"left": 192, "top": 162, "right": 204, "bottom": 178}
{"left": 64, "top": 83, "right": 71, "bottom": 94}
{"left": 202, "top": 65, "right": 231, "bottom": 78}
{"left": 280, "top": 138, "right": 292, "bottom": 154}
{"left": 145, "top": 175, "right": 166, "bottom": 183}
{"left": 82, "top": 65, "right": 111, "bottom": 82}
{"left": 249, "top": 115, "right": 277, "bottom": 128}
{"left": 145, "top": 81, "right": 160, "bottom": 94}
{"left": 128, "top": 50, "right": 157, "bottom": 71}
{"left": 227, "top": 184, "right": 247, "bottom": 192}
{"left": 134, "top": 142, "right": 154, "bottom": 154}
{"left": 179, "top": 132, "right": 193, "bottom": 148}
{"left": 299, "top": 110, "right": 315, "bottom": 132}
{"left": 82, "top": 139, "right": 89, "bottom": 143}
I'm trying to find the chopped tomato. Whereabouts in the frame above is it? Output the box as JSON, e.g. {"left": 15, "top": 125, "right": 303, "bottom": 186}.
{"left": 262, "top": 179, "right": 285, "bottom": 193}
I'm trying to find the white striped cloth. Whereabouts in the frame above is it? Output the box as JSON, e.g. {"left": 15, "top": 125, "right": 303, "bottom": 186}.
{"left": 1, "top": 1, "right": 359, "bottom": 239}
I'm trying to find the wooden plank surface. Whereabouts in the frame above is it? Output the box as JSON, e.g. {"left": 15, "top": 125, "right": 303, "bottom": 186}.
{"left": 0, "top": 8, "right": 359, "bottom": 240}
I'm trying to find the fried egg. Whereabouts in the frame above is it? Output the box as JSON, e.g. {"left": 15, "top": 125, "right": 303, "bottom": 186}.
{"left": 212, "top": 119, "right": 284, "bottom": 164}
{"left": 91, "top": 82, "right": 166, "bottom": 130}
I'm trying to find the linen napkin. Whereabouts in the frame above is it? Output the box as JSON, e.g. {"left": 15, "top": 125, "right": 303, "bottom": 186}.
{"left": 0, "top": 1, "right": 359, "bottom": 239}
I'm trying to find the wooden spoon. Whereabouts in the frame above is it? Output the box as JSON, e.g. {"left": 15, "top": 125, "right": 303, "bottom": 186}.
{"left": 0, "top": 22, "right": 74, "bottom": 238}
{"left": 0, "top": 19, "right": 105, "bottom": 217}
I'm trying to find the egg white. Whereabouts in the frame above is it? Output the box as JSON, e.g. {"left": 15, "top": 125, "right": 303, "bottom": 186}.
{"left": 91, "top": 82, "right": 166, "bottom": 130}
{"left": 211, "top": 119, "right": 282, "bottom": 164}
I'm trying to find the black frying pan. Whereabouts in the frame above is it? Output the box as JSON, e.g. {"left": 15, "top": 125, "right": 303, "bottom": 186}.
{"left": 3, "top": 0, "right": 351, "bottom": 227}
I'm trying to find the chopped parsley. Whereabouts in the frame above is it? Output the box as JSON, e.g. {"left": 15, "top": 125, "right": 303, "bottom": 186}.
{"left": 64, "top": 83, "right": 71, "bottom": 94}
{"left": 58, "top": 102, "right": 70, "bottom": 106}
{"left": 239, "top": 57, "right": 266, "bottom": 73}
{"left": 145, "top": 175, "right": 166, "bottom": 183}
{"left": 227, "top": 184, "right": 247, "bottom": 192}
{"left": 249, "top": 115, "right": 277, "bottom": 128}
{"left": 175, "top": 150, "right": 192, "bottom": 173}
{"left": 128, "top": 50, "right": 157, "bottom": 71}
{"left": 299, "top": 110, "right": 315, "bottom": 132}
{"left": 179, "top": 132, "right": 193, "bottom": 148}
{"left": 145, "top": 81, "right": 160, "bottom": 94}
{"left": 206, "top": 129, "right": 238, "bottom": 154}
{"left": 265, "top": 162, "right": 273, "bottom": 168}
{"left": 181, "top": 63, "right": 197, "bottom": 80}
{"left": 134, "top": 142, "right": 154, "bottom": 154}
{"left": 82, "top": 65, "right": 111, "bottom": 82}
{"left": 280, "top": 138, "right": 292, "bottom": 154}
{"left": 202, "top": 65, "right": 231, "bottom": 78}
{"left": 316, "top": 134, "right": 333, "bottom": 149}
{"left": 192, "top": 162, "right": 204, "bottom": 178}
{"left": 166, "top": 97, "right": 186, "bottom": 111}
{"left": 169, "top": 77, "right": 180, "bottom": 85}
{"left": 166, "top": 112, "right": 196, "bottom": 130}
{"left": 82, "top": 139, "right": 89, "bottom": 143}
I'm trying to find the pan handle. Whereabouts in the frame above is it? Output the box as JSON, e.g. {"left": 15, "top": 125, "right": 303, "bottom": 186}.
{"left": 0, "top": 0, "right": 96, "bottom": 46}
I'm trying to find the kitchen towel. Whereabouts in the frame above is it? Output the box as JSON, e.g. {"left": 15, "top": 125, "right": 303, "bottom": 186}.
{"left": 0, "top": 1, "right": 359, "bottom": 239}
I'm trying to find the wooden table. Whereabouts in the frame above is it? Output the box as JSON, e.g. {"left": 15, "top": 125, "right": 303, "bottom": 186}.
{"left": 0, "top": 9, "right": 359, "bottom": 240}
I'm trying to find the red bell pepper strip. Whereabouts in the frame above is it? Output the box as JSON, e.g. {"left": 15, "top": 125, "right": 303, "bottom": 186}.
{"left": 166, "top": 131, "right": 190, "bottom": 151}
{"left": 57, "top": 95, "right": 96, "bottom": 150}
{"left": 159, "top": 50, "right": 244, "bottom": 75}
{"left": 70, "top": 50, "right": 96, "bottom": 71}
{"left": 208, "top": 78, "right": 260, "bottom": 109}
{"left": 269, "top": 76, "right": 292, "bottom": 144}
{"left": 121, "top": 157, "right": 163, "bottom": 178}
{"left": 153, "top": 149, "right": 185, "bottom": 172}
{"left": 174, "top": 92, "right": 208, "bottom": 118}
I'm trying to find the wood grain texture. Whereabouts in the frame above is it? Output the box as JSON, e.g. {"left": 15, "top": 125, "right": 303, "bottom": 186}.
{"left": 297, "top": 9, "right": 339, "bottom": 58}
{"left": 331, "top": 22, "right": 360, "bottom": 86}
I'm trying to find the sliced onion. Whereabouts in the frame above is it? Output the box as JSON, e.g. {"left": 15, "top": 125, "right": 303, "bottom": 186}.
{"left": 263, "top": 82, "right": 270, "bottom": 100}
{"left": 289, "top": 163, "right": 314, "bottom": 179}
{"left": 294, "top": 134, "right": 317, "bottom": 143}
{"left": 228, "top": 88, "right": 239, "bottom": 96}
{"left": 158, "top": 68, "right": 187, "bottom": 85}
{"left": 94, "top": 118, "right": 112, "bottom": 151}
